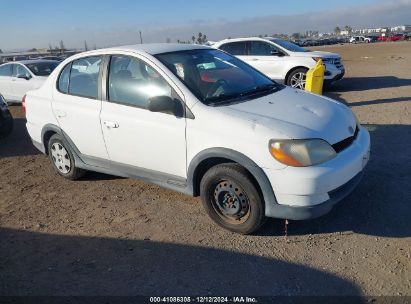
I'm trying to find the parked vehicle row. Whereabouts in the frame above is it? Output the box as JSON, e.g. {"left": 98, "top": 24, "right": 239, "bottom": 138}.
{"left": 349, "top": 34, "right": 409, "bottom": 43}
{"left": 212, "top": 37, "right": 345, "bottom": 89}
{"left": 1, "top": 55, "right": 67, "bottom": 64}
{"left": 0, "top": 60, "right": 60, "bottom": 103}
{"left": 293, "top": 37, "right": 350, "bottom": 47}
{"left": 25, "top": 44, "right": 370, "bottom": 234}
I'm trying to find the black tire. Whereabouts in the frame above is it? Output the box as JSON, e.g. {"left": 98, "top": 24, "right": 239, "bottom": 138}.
{"left": 48, "top": 134, "right": 86, "bottom": 180}
{"left": 0, "top": 111, "right": 13, "bottom": 139}
{"left": 200, "top": 163, "right": 266, "bottom": 234}
{"left": 286, "top": 68, "right": 308, "bottom": 90}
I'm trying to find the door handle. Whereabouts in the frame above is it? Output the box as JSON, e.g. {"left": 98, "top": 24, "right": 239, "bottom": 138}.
{"left": 55, "top": 110, "right": 67, "bottom": 118}
{"left": 250, "top": 58, "right": 259, "bottom": 61}
{"left": 103, "top": 121, "right": 119, "bottom": 128}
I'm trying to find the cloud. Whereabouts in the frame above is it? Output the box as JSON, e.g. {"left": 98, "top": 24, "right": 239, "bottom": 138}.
{"left": 2, "top": 0, "right": 411, "bottom": 50}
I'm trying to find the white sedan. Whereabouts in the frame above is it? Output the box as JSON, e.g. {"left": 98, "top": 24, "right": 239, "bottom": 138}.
{"left": 25, "top": 44, "right": 370, "bottom": 234}
{"left": 0, "top": 60, "right": 60, "bottom": 103}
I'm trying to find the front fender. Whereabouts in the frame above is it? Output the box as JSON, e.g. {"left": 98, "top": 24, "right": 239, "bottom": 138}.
{"left": 187, "top": 147, "right": 278, "bottom": 217}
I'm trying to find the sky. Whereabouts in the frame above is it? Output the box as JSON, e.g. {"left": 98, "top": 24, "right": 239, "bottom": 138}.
{"left": 0, "top": 0, "right": 410, "bottom": 51}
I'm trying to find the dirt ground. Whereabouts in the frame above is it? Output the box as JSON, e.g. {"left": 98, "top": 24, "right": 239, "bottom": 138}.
{"left": 0, "top": 42, "right": 410, "bottom": 297}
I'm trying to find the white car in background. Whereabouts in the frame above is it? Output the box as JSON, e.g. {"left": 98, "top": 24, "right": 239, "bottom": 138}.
{"left": 349, "top": 36, "right": 372, "bottom": 44}
{"left": 213, "top": 37, "right": 345, "bottom": 89}
{"left": 0, "top": 60, "right": 60, "bottom": 103}
{"left": 25, "top": 44, "right": 370, "bottom": 234}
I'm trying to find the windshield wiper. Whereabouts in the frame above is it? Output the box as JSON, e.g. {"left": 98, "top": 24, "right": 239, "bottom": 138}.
{"left": 204, "top": 92, "right": 243, "bottom": 105}
{"left": 240, "top": 84, "right": 279, "bottom": 96}
{"left": 204, "top": 83, "right": 281, "bottom": 105}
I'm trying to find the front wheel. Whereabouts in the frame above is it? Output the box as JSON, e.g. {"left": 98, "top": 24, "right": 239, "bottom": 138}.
{"left": 200, "top": 163, "right": 265, "bottom": 234}
{"left": 286, "top": 68, "right": 308, "bottom": 90}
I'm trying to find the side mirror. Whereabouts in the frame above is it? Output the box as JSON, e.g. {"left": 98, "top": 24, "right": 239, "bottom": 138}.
{"left": 17, "top": 74, "right": 31, "bottom": 80}
{"left": 148, "top": 96, "right": 183, "bottom": 117}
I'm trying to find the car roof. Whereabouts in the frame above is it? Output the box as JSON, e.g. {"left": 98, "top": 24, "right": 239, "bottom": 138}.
{"left": 216, "top": 37, "right": 268, "bottom": 44}
{"left": 102, "top": 43, "right": 210, "bottom": 55}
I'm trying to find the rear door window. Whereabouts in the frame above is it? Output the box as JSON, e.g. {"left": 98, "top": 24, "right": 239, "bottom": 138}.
{"left": 69, "top": 56, "right": 102, "bottom": 99}
{"left": 219, "top": 42, "right": 248, "bottom": 56}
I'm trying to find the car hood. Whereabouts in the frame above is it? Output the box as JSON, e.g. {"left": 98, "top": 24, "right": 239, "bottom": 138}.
{"left": 292, "top": 50, "right": 340, "bottom": 59}
{"left": 219, "top": 87, "right": 356, "bottom": 145}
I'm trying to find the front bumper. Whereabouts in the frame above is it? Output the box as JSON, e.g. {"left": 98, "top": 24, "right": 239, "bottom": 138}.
{"left": 324, "top": 63, "right": 345, "bottom": 82}
{"left": 264, "top": 126, "right": 371, "bottom": 220}
{"left": 266, "top": 170, "right": 364, "bottom": 220}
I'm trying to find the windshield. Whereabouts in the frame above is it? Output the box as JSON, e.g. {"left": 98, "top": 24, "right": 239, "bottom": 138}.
{"left": 26, "top": 61, "right": 59, "bottom": 76}
{"left": 269, "top": 39, "right": 307, "bottom": 53}
{"left": 155, "top": 49, "right": 283, "bottom": 105}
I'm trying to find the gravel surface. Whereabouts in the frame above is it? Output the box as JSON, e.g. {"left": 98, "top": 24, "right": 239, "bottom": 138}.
{"left": 0, "top": 42, "right": 410, "bottom": 296}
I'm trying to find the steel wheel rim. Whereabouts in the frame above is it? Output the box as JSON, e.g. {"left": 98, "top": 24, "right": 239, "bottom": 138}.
{"left": 290, "top": 72, "right": 306, "bottom": 89}
{"left": 211, "top": 179, "right": 251, "bottom": 224}
{"left": 51, "top": 142, "right": 71, "bottom": 174}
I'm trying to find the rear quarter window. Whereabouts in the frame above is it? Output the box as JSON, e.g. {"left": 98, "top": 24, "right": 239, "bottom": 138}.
{"left": 58, "top": 63, "right": 71, "bottom": 93}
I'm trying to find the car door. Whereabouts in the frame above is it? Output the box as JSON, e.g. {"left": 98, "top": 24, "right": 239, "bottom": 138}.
{"left": 100, "top": 54, "right": 187, "bottom": 179}
{"left": 0, "top": 64, "right": 13, "bottom": 100}
{"left": 52, "top": 55, "right": 109, "bottom": 161}
{"left": 246, "top": 41, "right": 286, "bottom": 81}
{"left": 11, "top": 64, "right": 35, "bottom": 101}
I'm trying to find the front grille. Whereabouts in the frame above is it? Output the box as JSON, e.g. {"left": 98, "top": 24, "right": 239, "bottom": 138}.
{"left": 332, "top": 126, "right": 359, "bottom": 153}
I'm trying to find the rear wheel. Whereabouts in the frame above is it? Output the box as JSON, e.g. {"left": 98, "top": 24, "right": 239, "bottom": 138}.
{"left": 286, "top": 68, "right": 308, "bottom": 90}
{"left": 48, "top": 134, "right": 85, "bottom": 180}
{"left": 200, "top": 163, "right": 265, "bottom": 234}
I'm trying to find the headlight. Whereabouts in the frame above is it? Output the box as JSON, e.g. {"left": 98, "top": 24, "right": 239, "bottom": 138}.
{"left": 269, "top": 139, "right": 337, "bottom": 167}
